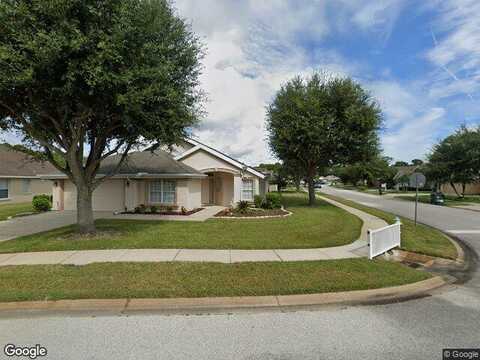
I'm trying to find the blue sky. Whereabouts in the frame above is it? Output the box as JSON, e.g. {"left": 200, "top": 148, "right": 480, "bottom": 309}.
{"left": 2, "top": 0, "right": 479, "bottom": 165}
{"left": 173, "top": 0, "right": 480, "bottom": 165}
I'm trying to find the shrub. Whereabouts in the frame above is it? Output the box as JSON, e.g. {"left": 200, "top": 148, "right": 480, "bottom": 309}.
{"left": 33, "top": 194, "right": 52, "bottom": 203}
{"left": 134, "top": 204, "right": 146, "bottom": 214}
{"left": 181, "top": 206, "right": 187, "bottom": 215}
{"left": 150, "top": 205, "right": 158, "bottom": 214}
{"left": 236, "top": 200, "right": 249, "bottom": 213}
{"left": 32, "top": 195, "right": 51, "bottom": 212}
{"left": 265, "top": 193, "right": 282, "bottom": 209}
{"left": 254, "top": 195, "right": 263, "bottom": 208}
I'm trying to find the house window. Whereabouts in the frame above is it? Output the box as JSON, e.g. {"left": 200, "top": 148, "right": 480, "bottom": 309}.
{"left": 21, "top": 179, "right": 31, "bottom": 193}
{"left": 0, "top": 179, "right": 8, "bottom": 199}
{"left": 149, "top": 180, "right": 176, "bottom": 204}
{"left": 241, "top": 178, "right": 254, "bottom": 201}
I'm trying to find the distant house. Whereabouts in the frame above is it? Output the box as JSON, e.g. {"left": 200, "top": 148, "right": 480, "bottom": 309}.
{"left": 393, "top": 165, "right": 419, "bottom": 190}
{"left": 42, "top": 138, "right": 268, "bottom": 212}
{"left": 0, "top": 144, "right": 55, "bottom": 203}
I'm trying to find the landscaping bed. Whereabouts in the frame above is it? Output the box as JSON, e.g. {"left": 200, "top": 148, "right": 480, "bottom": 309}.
{"left": 0, "top": 192, "right": 362, "bottom": 252}
{"left": 320, "top": 193, "right": 457, "bottom": 260}
{"left": 215, "top": 208, "right": 289, "bottom": 218}
{"left": 122, "top": 207, "right": 203, "bottom": 216}
{"left": 0, "top": 259, "right": 431, "bottom": 302}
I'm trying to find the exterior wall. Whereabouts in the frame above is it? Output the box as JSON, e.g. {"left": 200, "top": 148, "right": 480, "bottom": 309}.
{"left": 259, "top": 179, "right": 269, "bottom": 196}
{"left": 62, "top": 179, "right": 125, "bottom": 212}
{"left": 58, "top": 178, "right": 202, "bottom": 212}
{"left": 0, "top": 177, "right": 52, "bottom": 204}
{"left": 441, "top": 182, "right": 480, "bottom": 195}
{"left": 171, "top": 179, "right": 201, "bottom": 209}
{"left": 201, "top": 177, "right": 210, "bottom": 204}
{"left": 180, "top": 149, "right": 239, "bottom": 173}
{"left": 217, "top": 173, "right": 234, "bottom": 206}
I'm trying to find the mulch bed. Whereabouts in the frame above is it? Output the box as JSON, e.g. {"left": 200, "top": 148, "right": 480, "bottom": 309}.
{"left": 122, "top": 208, "right": 204, "bottom": 216}
{"left": 214, "top": 208, "right": 289, "bottom": 218}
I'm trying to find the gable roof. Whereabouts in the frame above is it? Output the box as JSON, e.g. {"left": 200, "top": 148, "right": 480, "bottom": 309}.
{"left": 0, "top": 144, "right": 57, "bottom": 177}
{"left": 175, "top": 138, "right": 265, "bottom": 179}
{"left": 393, "top": 165, "right": 419, "bottom": 180}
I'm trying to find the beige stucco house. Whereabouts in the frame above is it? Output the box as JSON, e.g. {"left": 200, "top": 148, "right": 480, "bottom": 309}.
{"left": 45, "top": 138, "right": 267, "bottom": 212}
{"left": 0, "top": 144, "right": 54, "bottom": 203}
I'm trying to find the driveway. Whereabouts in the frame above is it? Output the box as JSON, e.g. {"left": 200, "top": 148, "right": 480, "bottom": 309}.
{"left": 0, "top": 211, "right": 78, "bottom": 241}
{"left": 0, "top": 206, "right": 226, "bottom": 241}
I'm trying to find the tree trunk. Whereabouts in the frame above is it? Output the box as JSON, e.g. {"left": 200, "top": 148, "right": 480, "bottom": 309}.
{"left": 307, "top": 176, "right": 315, "bottom": 206}
{"left": 295, "top": 177, "right": 301, "bottom": 192}
{"left": 461, "top": 183, "right": 466, "bottom": 198}
{"left": 77, "top": 185, "right": 95, "bottom": 234}
{"left": 450, "top": 181, "right": 461, "bottom": 198}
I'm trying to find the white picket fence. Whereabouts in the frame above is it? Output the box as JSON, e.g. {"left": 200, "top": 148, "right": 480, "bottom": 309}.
{"left": 368, "top": 219, "right": 401, "bottom": 259}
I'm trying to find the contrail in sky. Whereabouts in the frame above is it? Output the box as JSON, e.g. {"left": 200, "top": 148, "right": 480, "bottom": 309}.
{"left": 430, "top": 28, "right": 474, "bottom": 100}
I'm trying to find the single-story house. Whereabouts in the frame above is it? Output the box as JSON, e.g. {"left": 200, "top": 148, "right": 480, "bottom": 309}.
{"left": 44, "top": 138, "right": 268, "bottom": 212}
{"left": 393, "top": 165, "right": 419, "bottom": 190}
{"left": 0, "top": 144, "right": 54, "bottom": 203}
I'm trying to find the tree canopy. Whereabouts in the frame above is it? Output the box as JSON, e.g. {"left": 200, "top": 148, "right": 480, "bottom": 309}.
{"left": 335, "top": 156, "right": 395, "bottom": 188}
{"left": 425, "top": 126, "right": 480, "bottom": 197}
{"left": 0, "top": 0, "right": 204, "bottom": 232}
{"left": 266, "top": 72, "right": 382, "bottom": 204}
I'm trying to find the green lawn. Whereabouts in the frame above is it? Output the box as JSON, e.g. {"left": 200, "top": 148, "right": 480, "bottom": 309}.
{"left": 0, "top": 193, "right": 363, "bottom": 253}
{"left": 0, "top": 202, "right": 34, "bottom": 221}
{"left": 395, "top": 194, "right": 480, "bottom": 207}
{"left": 0, "top": 259, "right": 431, "bottom": 302}
{"left": 320, "top": 193, "right": 457, "bottom": 260}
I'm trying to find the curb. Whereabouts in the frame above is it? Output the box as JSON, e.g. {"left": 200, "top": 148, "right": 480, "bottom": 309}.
{"left": 0, "top": 276, "right": 447, "bottom": 315}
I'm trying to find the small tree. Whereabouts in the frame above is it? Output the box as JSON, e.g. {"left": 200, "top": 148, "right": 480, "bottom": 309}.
{"left": 266, "top": 72, "right": 382, "bottom": 205}
{"left": 0, "top": 0, "right": 203, "bottom": 233}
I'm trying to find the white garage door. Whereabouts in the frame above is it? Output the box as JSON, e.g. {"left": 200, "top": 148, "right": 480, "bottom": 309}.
{"left": 92, "top": 180, "right": 125, "bottom": 211}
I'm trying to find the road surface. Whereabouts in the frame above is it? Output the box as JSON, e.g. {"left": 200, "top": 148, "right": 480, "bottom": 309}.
{"left": 0, "top": 186, "right": 478, "bottom": 360}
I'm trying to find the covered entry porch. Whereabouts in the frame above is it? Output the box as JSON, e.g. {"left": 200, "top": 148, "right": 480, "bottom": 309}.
{"left": 200, "top": 168, "right": 258, "bottom": 207}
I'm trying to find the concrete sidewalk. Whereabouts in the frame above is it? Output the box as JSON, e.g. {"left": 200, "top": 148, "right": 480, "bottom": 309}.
{"left": 0, "top": 197, "right": 389, "bottom": 266}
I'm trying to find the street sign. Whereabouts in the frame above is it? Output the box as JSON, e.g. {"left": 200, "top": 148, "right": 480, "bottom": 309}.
{"left": 408, "top": 172, "right": 426, "bottom": 226}
{"left": 409, "top": 173, "right": 426, "bottom": 188}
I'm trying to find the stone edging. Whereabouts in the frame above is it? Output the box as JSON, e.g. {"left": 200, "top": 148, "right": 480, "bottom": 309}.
{"left": 0, "top": 276, "right": 447, "bottom": 315}
{"left": 215, "top": 210, "right": 293, "bottom": 219}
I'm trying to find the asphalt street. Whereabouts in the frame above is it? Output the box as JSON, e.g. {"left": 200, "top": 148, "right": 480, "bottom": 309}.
{"left": 0, "top": 187, "right": 478, "bottom": 360}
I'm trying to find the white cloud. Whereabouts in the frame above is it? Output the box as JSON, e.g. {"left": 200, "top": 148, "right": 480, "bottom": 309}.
{"left": 175, "top": 0, "right": 408, "bottom": 165}
{"left": 426, "top": 0, "right": 480, "bottom": 101}
{"left": 382, "top": 107, "right": 447, "bottom": 161}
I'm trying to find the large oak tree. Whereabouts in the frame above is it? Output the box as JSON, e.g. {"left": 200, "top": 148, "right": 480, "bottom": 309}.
{"left": 266, "top": 72, "right": 382, "bottom": 205}
{"left": 0, "top": 0, "right": 203, "bottom": 233}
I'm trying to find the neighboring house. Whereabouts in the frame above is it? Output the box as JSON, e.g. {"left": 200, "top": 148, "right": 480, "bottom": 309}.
{"left": 45, "top": 138, "right": 267, "bottom": 212}
{"left": 0, "top": 144, "right": 55, "bottom": 203}
{"left": 393, "top": 165, "right": 419, "bottom": 190}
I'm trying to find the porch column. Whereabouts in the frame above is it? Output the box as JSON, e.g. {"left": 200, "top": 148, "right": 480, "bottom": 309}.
{"left": 233, "top": 175, "right": 242, "bottom": 204}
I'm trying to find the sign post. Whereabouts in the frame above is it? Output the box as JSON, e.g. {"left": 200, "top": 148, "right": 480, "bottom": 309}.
{"left": 409, "top": 172, "right": 426, "bottom": 226}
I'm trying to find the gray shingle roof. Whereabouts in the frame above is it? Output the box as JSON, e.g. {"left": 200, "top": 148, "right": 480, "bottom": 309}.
{"left": 0, "top": 144, "right": 57, "bottom": 177}
{"left": 98, "top": 150, "right": 205, "bottom": 176}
